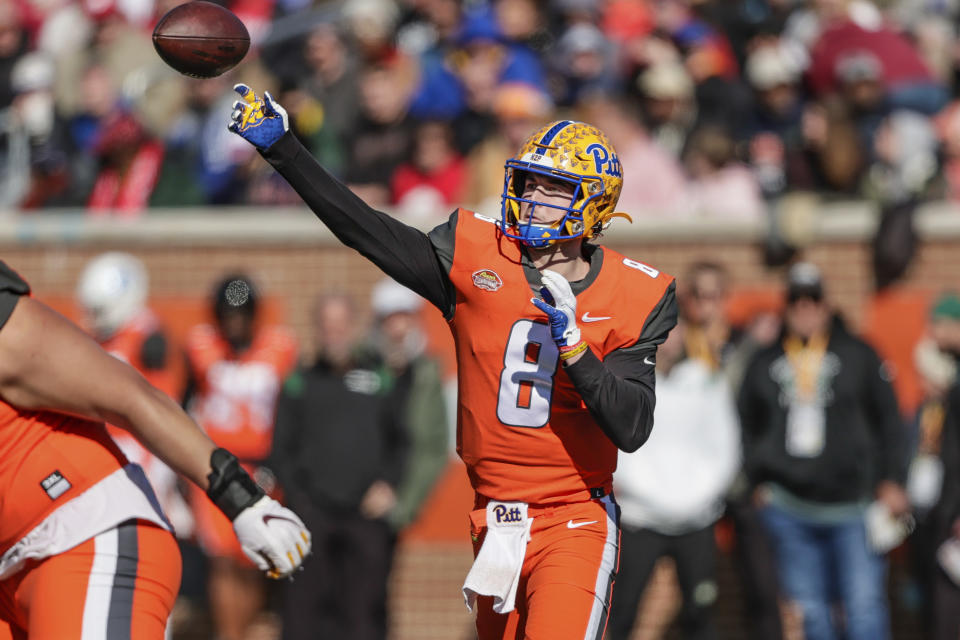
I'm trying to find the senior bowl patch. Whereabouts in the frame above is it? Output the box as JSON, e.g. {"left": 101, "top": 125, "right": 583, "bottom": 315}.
{"left": 472, "top": 269, "right": 503, "bottom": 292}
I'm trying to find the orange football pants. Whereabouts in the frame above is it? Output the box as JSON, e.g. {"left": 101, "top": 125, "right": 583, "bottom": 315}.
{"left": 0, "top": 520, "right": 180, "bottom": 640}
{"left": 472, "top": 494, "right": 620, "bottom": 640}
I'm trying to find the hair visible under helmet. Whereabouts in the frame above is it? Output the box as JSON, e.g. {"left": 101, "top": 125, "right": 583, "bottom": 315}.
{"left": 501, "top": 120, "right": 630, "bottom": 248}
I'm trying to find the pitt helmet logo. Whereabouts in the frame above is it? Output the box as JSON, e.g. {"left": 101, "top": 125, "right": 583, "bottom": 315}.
{"left": 472, "top": 269, "right": 503, "bottom": 292}
{"left": 586, "top": 142, "right": 622, "bottom": 178}
{"left": 493, "top": 504, "right": 523, "bottom": 523}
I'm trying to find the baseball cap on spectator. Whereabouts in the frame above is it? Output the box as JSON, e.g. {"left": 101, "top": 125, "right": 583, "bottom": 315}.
{"left": 11, "top": 53, "right": 54, "bottom": 94}
{"left": 341, "top": 0, "right": 400, "bottom": 42}
{"left": 371, "top": 278, "right": 423, "bottom": 318}
{"left": 638, "top": 62, "right": 694, "bottom": 100}
{"left": 930, "top": 292, "right": 960, "bottom": 321}
{"left": 492, "top": 82, "right": 552, "bottom": 119}
{"left": 786, "top": 262, "right": 824, "bottom": 303}
{"left": 558, "top": 23, "right": 607, "bottom": 58}
{"left": 835, "top": 51, "right": 883, "bottom": 84}
{"left": 746, "top": 46, "right": 799, "bottom": 90}
{"left": 456, "top": 6, "right": 503, "bottom": 46}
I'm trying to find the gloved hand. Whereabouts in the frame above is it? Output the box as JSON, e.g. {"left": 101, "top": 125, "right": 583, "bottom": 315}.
{"left": 531, "top": 269, "right": 587, "bottom": 361}
{"left": 233, "top": 495, "right": 311, "bottom": 579}
{"left": 227, "top": 83, "right": 289, "bottom": 150}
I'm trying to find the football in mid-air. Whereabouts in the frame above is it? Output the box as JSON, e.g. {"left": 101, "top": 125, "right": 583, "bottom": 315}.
{"left": 152, "top": 1, "right": 250, "bottom": 78}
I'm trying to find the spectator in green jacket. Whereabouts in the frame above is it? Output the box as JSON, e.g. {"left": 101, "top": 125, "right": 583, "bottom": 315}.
{"left": 370, "top": 277, "right": 450, "bottom": 531}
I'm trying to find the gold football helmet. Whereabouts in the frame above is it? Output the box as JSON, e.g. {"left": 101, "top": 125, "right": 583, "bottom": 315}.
{"left": 501, "top": 120, "right": 630, "bottom": 247}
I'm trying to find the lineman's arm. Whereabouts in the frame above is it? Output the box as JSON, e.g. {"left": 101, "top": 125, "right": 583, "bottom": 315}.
{"left": 0, "top": 295, "right": 216, "bottom": 488}
{"left": 564, "top": 282, "right": 678, "bottom": 452}
{"left": 0, "top": 295, "right": 311, "bottom": 578}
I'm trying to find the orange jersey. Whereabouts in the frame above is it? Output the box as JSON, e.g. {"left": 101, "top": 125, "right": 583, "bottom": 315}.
{"left": 448, "top": 210, "right": 674, "bottom": 504}
{"left": 99, "top": 309, "right": 179, "bottom": 399}
{"left": 0, "top": 403, "right": 127, "bottom": 557}
{"left": 100, "top": 310, "right": 181, "bottom": 503}
{"left": 185, "top": 324, "right": 297, "bottom": 461}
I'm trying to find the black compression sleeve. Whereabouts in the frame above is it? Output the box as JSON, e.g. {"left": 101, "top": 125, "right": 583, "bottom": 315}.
{"left": 563, "top": 349, "right": 656, "bottom": 452}
{"left": 563, "top": 282, "right": 678, "bottom": 452}
{"left": 260, "top": 132, "right": 455, "bottom": 314}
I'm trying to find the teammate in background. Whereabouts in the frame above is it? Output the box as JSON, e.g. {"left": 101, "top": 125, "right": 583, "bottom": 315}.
{"left": 0, "top": 263, "right": 309, "bottom": 639}
{"left": 229, "top": 86, "right": 677, "bottom": 639}
{"left": 184, "top": 273, "right": 298, "bottom": 640}
{"left": 76, "top": 252, "right": 193, "bottom": 536}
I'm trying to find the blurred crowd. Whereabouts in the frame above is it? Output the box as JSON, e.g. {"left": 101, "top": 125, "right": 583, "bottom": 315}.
{"left": 2, "top": 0, "right": 960, "bottom": 218}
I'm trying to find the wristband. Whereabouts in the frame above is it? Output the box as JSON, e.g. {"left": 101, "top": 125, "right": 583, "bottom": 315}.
{"left": 206, "top": 448, "right": 265, "bottom": 521}
{"left": 559, "top": 341, "right": 588, "bottom": 361}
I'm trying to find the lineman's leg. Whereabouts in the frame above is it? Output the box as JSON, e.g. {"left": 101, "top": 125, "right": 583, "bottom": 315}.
{"left": 6, "top": 520, "right": 180, "bottom": 639}
{"left": 671, "top": 526, "right": 719, "bottom": 640}
{"left": 606, "top": 527, "right": 666, "bottom": 640}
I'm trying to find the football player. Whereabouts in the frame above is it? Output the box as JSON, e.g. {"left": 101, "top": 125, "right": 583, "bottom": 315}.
{"left": 0, "top": 262, "right": 310, "bottom": 639}
{"left": 184, "top": 274, "right": 298, "bottom": 640}
{"left": 229, "top": 86, "right": 677, "bottom": 639}
{"left": 77, "top": 252, "right": 193, "bottom": 534}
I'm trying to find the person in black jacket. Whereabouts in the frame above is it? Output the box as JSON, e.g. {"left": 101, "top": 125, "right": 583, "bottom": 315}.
{"left": 269, "top": 293, "right": 408, "bottom": 640}
{"left": 737, "top": 262, "right": 909, "bottom": 640}
{"left": 929, "top": 334, "right": 960, "bottom": 639}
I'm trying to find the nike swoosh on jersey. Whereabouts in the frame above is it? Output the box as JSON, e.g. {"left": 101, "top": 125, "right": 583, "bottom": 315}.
{"left": 643, "top": 356, "right": 656, "bottom": 365}
{"left": 567, "top": 519, "right": 598, "bottom": 529}
{"left": 581, "top": 312, "right": 612, "bottom": 322}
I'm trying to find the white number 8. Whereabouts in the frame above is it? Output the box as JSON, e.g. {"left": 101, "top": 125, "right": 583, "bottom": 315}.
{"left": 497, "top": 320, "right": 559, "bottom": 428}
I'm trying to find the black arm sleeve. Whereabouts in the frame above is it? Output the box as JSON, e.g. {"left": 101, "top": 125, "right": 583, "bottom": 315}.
{"left": 269, "top": 373, "right": 305, "bottom": 496}
{"left": 736, "top": 352, "right": 766, "bottom": 486}
{"left": 563, "top": 281, "right": 678, "bottom": 452}
{"left": 261, "top": 133, "right": 456, "bottom": 315}
{"left": 863, "top": 347, "right": 908, "bottom": 485}
{"left": 0, "top": 261, "right": 30, "bottom": 331}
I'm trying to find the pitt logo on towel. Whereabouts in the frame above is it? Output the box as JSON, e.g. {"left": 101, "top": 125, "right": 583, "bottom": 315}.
{"left": 493, "top": 504, "right": 524, "bottom": 524}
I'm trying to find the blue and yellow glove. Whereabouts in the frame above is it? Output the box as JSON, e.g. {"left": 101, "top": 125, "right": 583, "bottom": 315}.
{"left": 227, "top": 83, "right": 289, "bottom": 150}
{"left": 531, "top": 270, "right": 587, "bottom": 362}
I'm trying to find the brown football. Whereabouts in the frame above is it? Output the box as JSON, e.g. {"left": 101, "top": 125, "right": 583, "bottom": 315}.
{"left": 152, "top": 1, "right": 250, "bottom": 78}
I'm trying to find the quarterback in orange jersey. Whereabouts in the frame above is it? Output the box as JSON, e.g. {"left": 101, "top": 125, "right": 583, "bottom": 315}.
{"left": 184, "top": 274, "right": 298, "bottom": 640}
{"left": 76, "top": 252, "right": 192, "bottom": 534}
{"left": 230, "top": 87, "right": 677, "bottom": 640}
{"left": 0, "top": 261, "right": 310, "bottom": 640}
